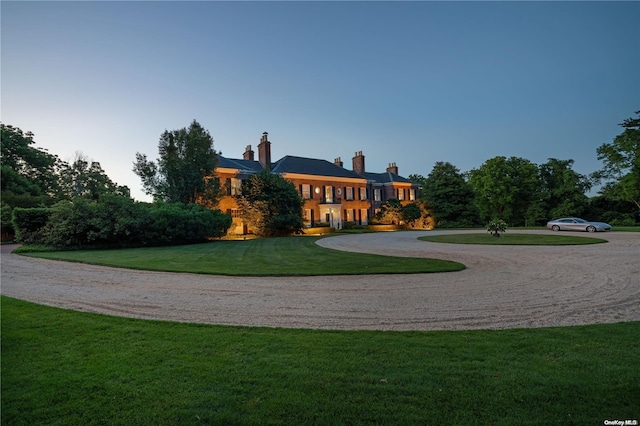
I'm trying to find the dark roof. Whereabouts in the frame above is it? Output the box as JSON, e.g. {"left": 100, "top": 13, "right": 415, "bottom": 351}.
{"left": 271, "top": 156, "right": 364, "bottom": 179}
{"left": 364, "top": 172, "right": 415, "bottom": 184}
{"left": 219, "top": 154, "right": 416, "bottom": 184}
{"left": 218, "top": 156, "right": 263, "bottom": 173}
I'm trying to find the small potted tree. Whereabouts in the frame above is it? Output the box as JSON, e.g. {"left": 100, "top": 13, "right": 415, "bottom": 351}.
{"left": 487, "top": 218, "right": 507, "bottom": 237}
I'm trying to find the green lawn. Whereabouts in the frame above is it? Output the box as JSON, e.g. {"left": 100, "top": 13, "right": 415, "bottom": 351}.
{"left": 419, "top": 233, "right": 608, "bottom": 245}
{"left": 2, "top": 297, "right": 638, "bottom": 425}
{"left": 614, "top": 226, "right": 640, "bottom": 232}
{"left": 17, "top": 235, "right": 465, "bottom": 275}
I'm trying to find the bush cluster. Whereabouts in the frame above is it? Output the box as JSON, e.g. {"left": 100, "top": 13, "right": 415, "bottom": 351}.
{"left": 11, "top": 207, "right": 52, "bottom": 244}
{"left": 12, "top": 195, "right": 232, "bottom": 249}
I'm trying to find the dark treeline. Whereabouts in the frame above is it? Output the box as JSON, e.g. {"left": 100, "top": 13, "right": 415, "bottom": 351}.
{"left": 2, "top": 122, "right": 231, "bottom": 247}
{"left": 410, "top": 111, "right": 640, "bottom": 227}
{"left": 411, "top": 157, "right": 637, "bottom": 228}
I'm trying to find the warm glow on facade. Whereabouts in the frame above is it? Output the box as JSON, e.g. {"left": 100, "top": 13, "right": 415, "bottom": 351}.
{"left": 208, "top": 133, "right": 421, "bottom": 235}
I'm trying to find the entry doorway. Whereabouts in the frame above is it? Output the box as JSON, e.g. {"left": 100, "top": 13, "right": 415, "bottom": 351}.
{"left": 320, "top": 205, "right": 342, "bottom": 230}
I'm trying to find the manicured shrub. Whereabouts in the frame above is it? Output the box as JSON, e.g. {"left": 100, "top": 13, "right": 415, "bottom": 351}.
{"left": 147, "top": 203, "right": 231, "bottom": 244}
{"left": 12, "top": 207, "right": 51, "bottom": 244}
{"left": 1, "top": 202, "right": 15, "bottom": 241}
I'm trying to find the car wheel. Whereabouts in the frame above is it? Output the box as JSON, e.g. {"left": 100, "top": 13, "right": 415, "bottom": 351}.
{"left": 551, "top": 225, "right": 560, "bottom": 231}
{"left": 586, "top": 225, "right": 596, "bottom": 233}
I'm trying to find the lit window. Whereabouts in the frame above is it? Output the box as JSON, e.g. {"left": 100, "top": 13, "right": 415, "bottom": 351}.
{"left": 374, "top": 189, "right": 381, "bottom": 202}
{"left": 325, "top": 186, "right": 333, "bottom": 203}
{"left": 359, "top": 187, "right": 367, "bottom": 200}
{"left": 409, "top": 189, "right": 416, "bottom": 201}
{"left": 360, "top": 209, "right": 368, "bottom": 225}
{"left": 231, "top": 178, "right": 242, "bottom": 196}
{"left": 346, "top": 209, "right": 353, "bottom": 221}
{"left": 398, "top": 188, "right": 405, "bottom": 200}
{"left": 301, "top": 184, "right": 311, "bottom": 199}
{"left": 345, "top": 187, "right": 354, "bottom": 200}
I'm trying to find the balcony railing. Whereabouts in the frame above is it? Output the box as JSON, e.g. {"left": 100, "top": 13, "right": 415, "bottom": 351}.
{"left": 320, "top": 197, "right": 342, "bottom": 204}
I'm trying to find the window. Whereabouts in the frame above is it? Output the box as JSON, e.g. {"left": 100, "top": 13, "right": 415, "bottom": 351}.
{"left": 231, "top": 178, "right": 242, "bottom": 196}
{"left": 345, "top": 209, "right": 354, "bottom": 221}
{"left": 325, "top": 186, "right": 333, "bottom": 203}
{"left": 398, "top": 188, "right": 405, "bottom": 200}
{"left": 345, "top": 187, "right": 354, "bottom": 200}
{"left": 409, "top": 189, "right": 416, "bottom": 201}
{"left": 374, "top": 188, "right": 381, "bottom": 202}
{"left": 360, "top": 209, "right": 368, "bottom": 225}
{"left": 230, "top": 209, "right": 242, "bottom": 218}
{"left": 359, "top": 187, "right": 367, "bottom": 200}
{"left": 303, "top": 209, "right": 312, "bottom": 221}
{"left": 301, "top": 184, "right": 311, "bottom": 199}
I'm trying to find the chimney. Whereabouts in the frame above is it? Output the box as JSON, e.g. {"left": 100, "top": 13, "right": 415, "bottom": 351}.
{"left": 334, "top": 157, "right": 344, "bottom": 168}
{"left": 258, "top": 132, "right": 271, "bottom": 170}
{"left": 243, "top": 145, "right": 254, "bottom": 161}
{"left": 386, "top": 162, "right": 398, "bottom": 175}
{"left": 352, "top": 151, "right": 365, "bottom": 175}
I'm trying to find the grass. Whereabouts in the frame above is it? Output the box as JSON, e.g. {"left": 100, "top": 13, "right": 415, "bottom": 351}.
{"left": 2, "top": 296, "right": 638, "bottom": 425}
{"left": 419, "top": 233, "right": 608, "bottom": 245}
{"left": 614, "top": 226, "right": 640, "bottom": 232}
{"left": 16, "top": 235, "right": 465, "bottom": 275}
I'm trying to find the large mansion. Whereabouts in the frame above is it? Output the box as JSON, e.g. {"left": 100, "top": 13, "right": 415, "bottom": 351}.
{"left": 216, "top": 132, "right": 419, "bottom": 234}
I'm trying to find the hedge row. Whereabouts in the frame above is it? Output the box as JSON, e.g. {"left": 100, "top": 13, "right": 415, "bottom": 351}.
{"left": 12, "top": 207, "right": 51, "bottom": 244}
{"left": 12, "top": 195, "right": 232, "bottom": 249}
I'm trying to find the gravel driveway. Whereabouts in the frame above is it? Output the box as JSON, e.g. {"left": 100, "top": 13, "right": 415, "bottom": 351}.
{"left": 1, "top": 230, "right": 638, "bottom": 331}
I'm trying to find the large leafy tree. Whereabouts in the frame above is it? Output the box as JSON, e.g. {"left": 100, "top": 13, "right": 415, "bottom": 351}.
{"left": 133, "top": 120, "right": 220, "bottom": 204}
{"left": 58, "top": 152, "right": 129, "bottom": 201}
{"left": 414, "top": 162, "right": 479, "bottom": 227}
{"left": 539, "top": 158, "right": 590, "bottom": 219}
{"left": 592, "top": 111, "right": 640, "bottom": 210}
{"left": 1, "top": 124, "right": 60, "bottom": 239}
{"left": 1, "top": 124, "right": 60, "bottom": 200}
{"left": 236, "top": 169, "right": 304, "bottom": 237}
{"left": 408, "top": 174, "right": 428, "bottom": 194}
{"left": 1, "top": 124, "right": 130, "bottom": 239}
{"left": 585, "top": 195, "right": 638, "bottom": 225}
{"left": 468, "top": 156, "right": 542, "bottom": 226}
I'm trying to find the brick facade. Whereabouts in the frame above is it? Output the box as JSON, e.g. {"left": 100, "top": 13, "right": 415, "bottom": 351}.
{"left": 211, "top": 133, "right": 418, "bottom": 235}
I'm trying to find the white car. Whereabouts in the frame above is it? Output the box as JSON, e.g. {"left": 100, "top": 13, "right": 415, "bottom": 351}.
{"left": 546, "top": 217, "right": 612, "bottom": 232}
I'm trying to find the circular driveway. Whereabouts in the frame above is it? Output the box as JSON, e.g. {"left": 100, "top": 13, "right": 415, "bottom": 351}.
{"left": 1, "top": 230, "right": 638, "bottom": 330}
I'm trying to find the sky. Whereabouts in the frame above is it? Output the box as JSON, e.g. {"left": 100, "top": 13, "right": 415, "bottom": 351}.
{"left": 2, "top": 1, "right": 638, "bottom": 202}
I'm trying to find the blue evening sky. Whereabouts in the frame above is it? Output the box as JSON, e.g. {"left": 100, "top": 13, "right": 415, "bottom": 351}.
{"left": 2, "top": 1, "right": 638, "bottom": 201}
